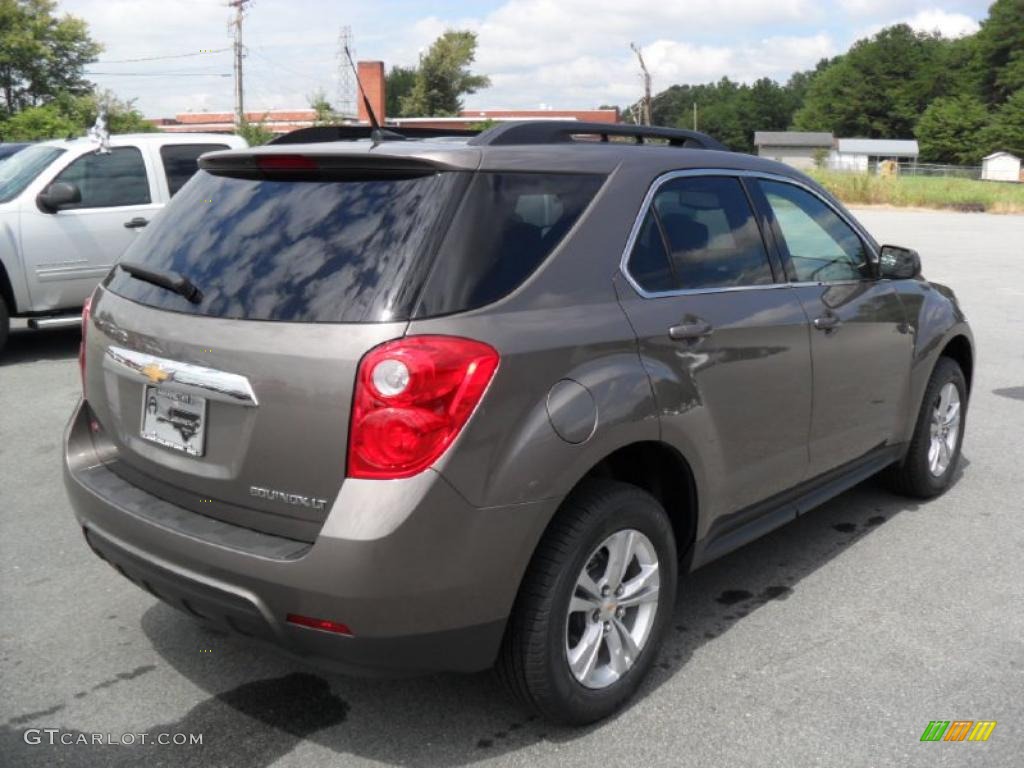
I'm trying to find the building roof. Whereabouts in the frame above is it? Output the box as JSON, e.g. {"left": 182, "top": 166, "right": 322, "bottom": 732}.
{"left": 836, "top": 138, "right": 919, "bottom": 156}
{"left": 754, "top": 131, "right": 833, "bottom": 148}
{"left": 983, "top": 151, "right": 1021, "bottom": 161}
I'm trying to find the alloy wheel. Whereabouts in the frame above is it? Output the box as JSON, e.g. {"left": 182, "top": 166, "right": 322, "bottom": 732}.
{"left": 928, "top": 382, "right": 961, "bottom": 477}
{"left": 565, "top": 529, "right": 660, "bottom": 690}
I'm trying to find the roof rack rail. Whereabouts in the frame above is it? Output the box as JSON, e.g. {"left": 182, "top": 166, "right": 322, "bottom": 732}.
{"left": 468, "top": 120, "right": 728, "bottom": 151}
{"left": 268, "top": 125, "right": 481, "bottom": 145}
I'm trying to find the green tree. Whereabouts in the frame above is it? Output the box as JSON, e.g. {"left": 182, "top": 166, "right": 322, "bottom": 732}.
{"left": 0, "top": 100, "right": 74, "bottom": 138}
{"left": 0, "top": 90, "right": 154, "bottom": 140}
{"left": 235, "top": 116, "right": 273, "bottom": 146}
{"left": 399, "top": 30, "right": 490, "bottom": 117}
{"left": 793, "top": 25, "right": 950, "bottom": 138}
{"left": 385, "top": 65, "right": 416, "bottom": 117}
{"left": 645, "top": 76, "right": 800, "bottom": 153}
{"left": 0, "top": 0, "right": 101, "bottom": 116}
{"left": 975, "top": 0, "right": 1024, "bottom": 105}
{"left": 981, "top": 88, "right": 1024, "bottom": 156}
{"left": 308, "top": 88, "right": 337, "bottom": 125}
{"left": 915, "top": 95, "right": 991, "bottom": 163}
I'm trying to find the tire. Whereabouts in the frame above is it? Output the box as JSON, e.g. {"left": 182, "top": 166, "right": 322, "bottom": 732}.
{"left": 886, "top": 357, "right": 967, "bottom": 498}
{"left": 496, "top": 479, "right": 677, "bottom": 725}
{"left": 0, "top": 296, "right": 9, "bottom": 355}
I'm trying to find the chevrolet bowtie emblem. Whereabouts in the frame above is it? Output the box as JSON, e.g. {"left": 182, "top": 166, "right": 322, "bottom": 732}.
{"left": 141, "top": 362, "right": 171, "bottom": 384}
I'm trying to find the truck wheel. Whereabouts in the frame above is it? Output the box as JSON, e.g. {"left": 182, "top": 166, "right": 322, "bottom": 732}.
{"left": 496, "top": 479, "right": 677, "bottom": 724}
{"left": 886, "top": 357, "right": 967, "bottom": 498}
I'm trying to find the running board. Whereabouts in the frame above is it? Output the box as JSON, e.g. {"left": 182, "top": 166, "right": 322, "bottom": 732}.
{"left": 28, "top": 315, "right": 81, "bottom": 330}
{"left": 691, "top": 444, "right": 904, "bottom": 569}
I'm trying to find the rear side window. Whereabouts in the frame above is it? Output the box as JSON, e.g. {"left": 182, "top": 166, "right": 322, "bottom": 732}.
{"left": 105, "top": 170, "right": 463, "bottom": 323}
{"left": 627, "top": 175, "right": 773, "bottom": 292}
{"left": 160, "top": 144, "right": 228, "bottom": 196}
{"left": 414, "top": 172, "right": 604, "bottom": 317}
{"left": 53, "top": 147, "right": 151, "bottom": 208}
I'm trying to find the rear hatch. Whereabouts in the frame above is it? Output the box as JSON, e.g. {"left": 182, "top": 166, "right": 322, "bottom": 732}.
{"left": 83, "top": 154, "right": 467, "bottom": 542}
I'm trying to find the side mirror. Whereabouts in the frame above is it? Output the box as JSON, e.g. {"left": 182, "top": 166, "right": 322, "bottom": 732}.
{"left": 878, "top": 245, "right": 921, "bottom": 279}
{"left": 36, "top": 181, "right": 82, "bottom": 213}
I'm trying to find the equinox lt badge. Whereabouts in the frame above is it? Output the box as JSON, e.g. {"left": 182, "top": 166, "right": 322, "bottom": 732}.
{"left": 249, "top": 486, "right": 327, "bottom": 511}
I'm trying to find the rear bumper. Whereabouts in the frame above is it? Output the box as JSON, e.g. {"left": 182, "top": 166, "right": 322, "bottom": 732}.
{"left": 64, "top": 400, "right": 555, "bottom": 674}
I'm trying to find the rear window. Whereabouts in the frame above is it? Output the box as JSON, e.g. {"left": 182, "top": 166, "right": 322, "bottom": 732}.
{"left": 106, "top": 167, "right": 603, "bottom": 323}
{"left": 105, "top": 170, "right": 463, "bottom": 323}
{"left": 413, "top": 172, "right": 605, "bottom": 317}
{"left": 160, "top": 144, "right": 229, "bottom": 196}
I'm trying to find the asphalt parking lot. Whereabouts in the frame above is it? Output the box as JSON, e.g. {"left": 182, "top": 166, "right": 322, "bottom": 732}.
{"left": 1, "top": 207, "right": 1022, "bottom": 767}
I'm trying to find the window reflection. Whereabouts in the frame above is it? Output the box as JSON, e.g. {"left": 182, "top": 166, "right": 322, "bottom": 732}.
{"left": 107, "top": 171, "right": 460, "bottom": 323}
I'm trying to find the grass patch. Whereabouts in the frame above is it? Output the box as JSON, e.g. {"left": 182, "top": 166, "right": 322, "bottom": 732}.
{"left": 807, "top": 170, "right": 1024, "bottom": 214}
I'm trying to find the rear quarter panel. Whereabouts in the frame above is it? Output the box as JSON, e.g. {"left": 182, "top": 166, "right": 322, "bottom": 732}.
{"left": 407, "top": 159, "right": 669, "bottom": 510}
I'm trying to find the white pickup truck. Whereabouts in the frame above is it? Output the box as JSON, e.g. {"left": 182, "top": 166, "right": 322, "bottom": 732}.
{"left": 0, "top": 132, "right": 246, "bottom": 352}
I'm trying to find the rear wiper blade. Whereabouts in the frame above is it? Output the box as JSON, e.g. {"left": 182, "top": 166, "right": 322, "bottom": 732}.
{"left": 119, "top": 261, "right": 203, "bottom": 304}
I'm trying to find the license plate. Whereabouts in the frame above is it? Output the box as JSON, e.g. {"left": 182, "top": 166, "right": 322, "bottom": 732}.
{"left": 141, "top": 386, "right": 207, "bottom": 456}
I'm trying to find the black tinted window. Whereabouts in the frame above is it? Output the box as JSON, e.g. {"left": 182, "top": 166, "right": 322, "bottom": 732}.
{"left": 160, "top": 144, "right": 228, "bottom": 196}
{"left": 106, "top": 170, "right": 462, "bottom": 323}
{"left": 759, "top": 180, "right": 869, "bottom": 282}
{"left": 54, "top": 147, "right": 150, "bottom": 208}
{"left": 626, "top": 210, "right": 675, "bottom": 293}
{"left": 415, "top": 172, "right": 604, "bottom": 316}
{"left": 641, "top": 176, "right": 773, "bottom": 290}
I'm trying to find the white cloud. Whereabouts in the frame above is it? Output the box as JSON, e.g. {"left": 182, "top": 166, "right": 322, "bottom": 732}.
{"left": 853, "top": 7, "right": 981, "bottom": 45}
{"left": 54, "top": 0, "right": 981, "bottom": 116}
{"left": 905, "top": 9, "right": 979, "bottom": 37}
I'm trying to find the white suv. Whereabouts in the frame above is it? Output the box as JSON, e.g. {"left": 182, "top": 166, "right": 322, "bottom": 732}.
{"left": 0, "top": 132, "right": 246, "bottom": 351}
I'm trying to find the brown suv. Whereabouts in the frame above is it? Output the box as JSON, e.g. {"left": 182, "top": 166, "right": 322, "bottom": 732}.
{"left": 64, "top": 121, "right": 973, "bottom": 724}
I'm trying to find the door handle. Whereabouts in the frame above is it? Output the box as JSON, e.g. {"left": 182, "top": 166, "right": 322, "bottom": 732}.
{"left": 124, "top": 217, "right": 149, "bottom": 229}
{"left": 668, "top": 320, "right": 713, "bottom": 341}
{"left": 813, "top": 312, "right": 841, "bottom": 331}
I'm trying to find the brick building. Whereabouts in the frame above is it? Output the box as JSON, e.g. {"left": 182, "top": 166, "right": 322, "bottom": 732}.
{"left": 150, "top": 60, "right": 619, "bottom": 135}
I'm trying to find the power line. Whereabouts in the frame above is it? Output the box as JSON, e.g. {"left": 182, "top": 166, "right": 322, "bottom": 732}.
{"left": 95, "top": 48, "right": 230, "bottom": 64}
{"left": 85, "top": 72, "right": 232, "bottom": 77}
{"left": 248, "top": 49, "right": 325, "bottom": 86}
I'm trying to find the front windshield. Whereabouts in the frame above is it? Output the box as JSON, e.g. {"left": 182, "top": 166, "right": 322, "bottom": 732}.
{"left": 0, "top": 145, "right": 65, "bottom": 204}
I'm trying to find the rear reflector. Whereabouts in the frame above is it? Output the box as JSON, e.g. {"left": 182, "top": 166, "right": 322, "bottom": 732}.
{"left": 256, "top": 154, "right": 318, "bottom": 171}
{"left": 286, "top": 613, "right": 353, "bottom": 636}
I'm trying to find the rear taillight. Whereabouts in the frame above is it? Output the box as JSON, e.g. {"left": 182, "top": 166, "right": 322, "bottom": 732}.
{"left": 347, "top": 336, "right": 499, "bottom": 479}
{"left": 79, "top": 295, "right": 92, "bottom": 397}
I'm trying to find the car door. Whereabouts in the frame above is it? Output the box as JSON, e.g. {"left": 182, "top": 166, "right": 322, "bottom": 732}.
{"left": 19, "top": 144, "right": 160, "bottom": 311}
{"left": 753, "top": 178, "right": 913, "bottom": 477}
{"left": 614, "top": 172, "right": 813, "bottom": 527}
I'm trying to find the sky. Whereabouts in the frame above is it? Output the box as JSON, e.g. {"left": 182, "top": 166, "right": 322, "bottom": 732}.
{"left": 59, "top": 0, "right": 993, "bottom": 119}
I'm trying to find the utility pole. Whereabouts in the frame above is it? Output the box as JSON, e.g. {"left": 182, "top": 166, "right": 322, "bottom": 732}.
{"left": 229, "top": 0, "right": 251, "bottom": 128}
{"left": 693, "top": 102, "right": 698, "bottom": 131}
{"left": 630, "top": 42, "right": 652, "bottom": 126}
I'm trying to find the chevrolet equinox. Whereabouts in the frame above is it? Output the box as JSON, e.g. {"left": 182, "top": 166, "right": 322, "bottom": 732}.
{"left": 63, "top": 121, "right": 973, "bottom": 724}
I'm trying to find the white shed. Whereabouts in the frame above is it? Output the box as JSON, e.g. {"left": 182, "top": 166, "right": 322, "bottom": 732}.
{"left": 981, "top": 152, "right": 1021, "bottom": 182}
{"left": 828, "top": 138, "right": 919, "bottom": 173}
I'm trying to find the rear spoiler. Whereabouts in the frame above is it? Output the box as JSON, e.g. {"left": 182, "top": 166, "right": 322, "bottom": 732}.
{"left": 198, "top": 151, "right": 461, "bottom": 179}
{"left": 267, "top": 125, "right": 480, "bottom": 145}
